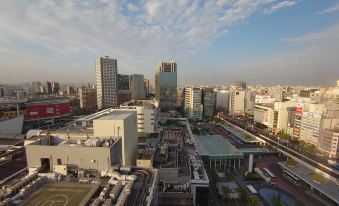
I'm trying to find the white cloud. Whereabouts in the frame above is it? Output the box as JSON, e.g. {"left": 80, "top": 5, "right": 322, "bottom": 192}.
{"left": 0, "top": 0, "right": 298, "bottom": 83}
{"left": 264, "top": 0, "right": 297, "bottom": 14}
{"left": 318, "top": 2, "right": 339, "bottom": 14}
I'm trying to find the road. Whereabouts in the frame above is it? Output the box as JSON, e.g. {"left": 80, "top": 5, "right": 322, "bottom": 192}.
{"left": 217, "top": 114, "right": 339, "bottom": 179}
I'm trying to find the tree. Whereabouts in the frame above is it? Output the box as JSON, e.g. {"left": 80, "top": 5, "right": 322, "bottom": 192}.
{"left": 211, "top": 168, "right": 218, "bottom": 181}
{"left": 237, "top": 187, "right": 248, "bottom": 203}
{"left": 277, "top": 130, "right": 290, "bottom": 140}
{"left": 247, "top": 195, "right": 260, "bottom": 206}
{"left": 287, "top": 157, "right": 298, "bottom": 166}
{"left": 221, "top": 186, "right": 230, "bottom": 201}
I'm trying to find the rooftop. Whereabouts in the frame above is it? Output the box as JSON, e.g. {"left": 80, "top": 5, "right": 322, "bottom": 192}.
{"left": 97, "top": 110, "right": 135, "bottom": 120}
{"left": 279, "top": 161, "right": 339, "bottom": 204}
{"left": 194, "top": 135, "right": 243, "bottom": 158}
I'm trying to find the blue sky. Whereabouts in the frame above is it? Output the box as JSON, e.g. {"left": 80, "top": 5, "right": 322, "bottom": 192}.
{"left": 1, "top": 0, "right": 339, "bottom": 86}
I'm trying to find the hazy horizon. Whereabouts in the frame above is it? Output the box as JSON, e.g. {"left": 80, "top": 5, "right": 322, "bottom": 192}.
{"left": 1, "top": 1, "right": 339, "bottom": 86}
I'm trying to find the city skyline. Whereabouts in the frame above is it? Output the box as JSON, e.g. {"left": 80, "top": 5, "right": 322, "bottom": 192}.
{"left": 1, "top": 1, "right": 339, "bottom": 85}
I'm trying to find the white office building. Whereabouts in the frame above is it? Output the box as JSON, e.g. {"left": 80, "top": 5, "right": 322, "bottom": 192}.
{"left": 229, "top": 90, "right": 245, "bottom": 115}
{"left": 184, "top": 87, "right": 203, "bottom": 121}
{"left": 96, "top": 56, "right": 118, "bottom": 109}
{"left": 119, "top": 100, "right": 160, "bottom": 134}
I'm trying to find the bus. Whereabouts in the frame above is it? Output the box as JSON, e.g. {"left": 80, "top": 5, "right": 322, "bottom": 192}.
{"left": 263, "top": 168, "right": 276, "bottom": 180}
{"left": 246, "top": 185, "right": 258, "bottom": 194}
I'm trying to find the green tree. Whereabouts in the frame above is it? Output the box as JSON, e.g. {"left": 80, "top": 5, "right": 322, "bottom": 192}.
{"left": 237, "top": 187, "right": 248, "bottom": 203}
{"left": 247, "top": 195, "right": 260, "bottom": 206}
{"left": 211, "top": 168, "right": 218, "bottom": 181}
{"left": 221, "top": 186, "right": 230, "bottom": 201}
{"left": 277, "top": 130, "right": 290, "bottom": 140}
{"left": 287, "top": 157, "right": 298, "bottom": 166}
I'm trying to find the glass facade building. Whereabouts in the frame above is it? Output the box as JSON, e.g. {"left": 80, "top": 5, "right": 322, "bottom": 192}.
{"left": 155, "top": 61, "right": 177, "bottom": 111}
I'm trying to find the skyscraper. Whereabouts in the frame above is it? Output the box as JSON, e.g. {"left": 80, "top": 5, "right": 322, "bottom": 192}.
{"left": 202, "top": 88, "right": 215, "bottom": 118}
{"left": 96, "top": 56, "right": 118, "bottom": 109}
{"left": 129, "top": 74, "right": 145, "bottom": 99}
{"left": 155, "top": 61, "right": 177, "bottom": 111}
{"left": 184, "top": 87, "right": 203, "bottom": 121}
{"left": 144, "top": 79, "right": 150, "bottom": 96}
{"left": 234, "top": 81, "right": 247, "bottom": 89}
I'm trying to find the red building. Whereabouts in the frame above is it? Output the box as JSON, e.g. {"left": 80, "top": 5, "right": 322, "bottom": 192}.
{"left": 25, "top": 98, "right": 71, "bottom": 120}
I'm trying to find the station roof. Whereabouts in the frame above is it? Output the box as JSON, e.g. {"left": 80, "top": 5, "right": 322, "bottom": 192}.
{"left": 279, "top": 161, "right": 339, "bottom": 204}
{"left": 194, "top": 135, "right": 243, "bottom": 159}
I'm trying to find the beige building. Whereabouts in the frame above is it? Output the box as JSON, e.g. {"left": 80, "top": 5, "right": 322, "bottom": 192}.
{"left": 96, "top": 56, "right": 118, "bottom": 109}
{"left": 25, "top": 110, "right": 138, "bottom": 174}
{"left": 229, "top": 90, "right": 245, "bottom": 115}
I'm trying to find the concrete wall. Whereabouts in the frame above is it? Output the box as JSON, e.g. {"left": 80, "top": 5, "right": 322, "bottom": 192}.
{"left": 93, "top": 111, "right": 138, "bottom": 167}
{"left": 26, "top": 144, "right": 115, "bottom": 172}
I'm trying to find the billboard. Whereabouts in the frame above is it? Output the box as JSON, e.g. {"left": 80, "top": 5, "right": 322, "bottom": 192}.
{"left": 26, "top": 100, "right": 71, "bottom": 120}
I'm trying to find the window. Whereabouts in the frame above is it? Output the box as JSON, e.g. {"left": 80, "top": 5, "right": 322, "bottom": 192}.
{"left": 57, "top": 158, "right": 62, "bottom": 165}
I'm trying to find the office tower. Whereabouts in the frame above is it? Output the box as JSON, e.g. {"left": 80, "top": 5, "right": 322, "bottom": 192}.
{"left": 184, "top": 87, "right": 203, "bottom": 121}
{"left": 46, "top": 81, "right": 52, "bottom": 94}
{"left": 118, "top": 74, "right": 132, "bottom": 105}
{"left": 245, "top": 91, "right": 256, "bottom": 115}
{"left": 96, "top": 56, "right": 118, "bottom": 109}
{"left": 0, "top": 85, "right": 8, "bottom": 97}
{"left": 155, "top": 61, "right": 177, "bottom": 111}
{"left": 228, "top": 90, "right": 246, "bottom": 115}
{"left": 79, "top": 87, "right": 97, "bottom": 109}
{"left": 66, "top": 86, "right": 75, "bottom": 95}
{"left": 234, "top": 81, "right": 247, "bottom": 89}
{"left": 52, "top": 82, "right": 60, "bottom": 94}
{"left": 216, "top": 90, "right": 229, "bottom": 113}
{"left": 32, "top": 82, "right": 43, "bottom": 94}
{"left": 144, "top": 79, "right": 150, "bottom": 96}
{"left": 202, "top": 88, "right": 215, "bottom": 118}
{"left": 129, "top": 74, "right": 145, "bottom": 99}
{"left": 118, "top": 74, "right": 130, "bottom": 90}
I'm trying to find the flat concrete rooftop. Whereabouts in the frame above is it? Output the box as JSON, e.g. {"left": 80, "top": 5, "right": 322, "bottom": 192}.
{"left": 98, "top": 110, "right": 135, "bottom": 120}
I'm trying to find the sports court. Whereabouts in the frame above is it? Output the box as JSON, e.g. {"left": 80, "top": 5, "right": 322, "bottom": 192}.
{"left": 24, "top": 183, "right": 96, "bottom": 206}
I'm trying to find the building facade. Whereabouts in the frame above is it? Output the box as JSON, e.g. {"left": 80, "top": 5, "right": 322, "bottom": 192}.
{"left": 79, "top": 87, "right": 97, "bottom": 109}
{"left": 129, "top": 74, "right": 145, "bottom": 100}
{"left": 202, "top": 88, "right": 215, "bottom": 118}
{"left": 228, "top": 90, "right": 245, "bottom": 115}
{"left": 96, "top": 56, "right": 118, "bottom": 109}
{"left": 184, "top": 87, "right": 203, "bottom": 121}
{"left": 155, "top": 61, "right": 177, "bottom": 111}
{"left": 119, "top": 100, "right": 160, "bottom": 134}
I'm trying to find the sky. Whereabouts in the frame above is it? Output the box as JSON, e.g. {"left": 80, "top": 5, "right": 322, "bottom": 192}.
{"left": 1, "top": 0, "right": 339, "bottom": 86}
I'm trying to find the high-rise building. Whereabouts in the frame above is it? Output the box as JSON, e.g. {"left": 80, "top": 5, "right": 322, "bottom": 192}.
{"left": 0, "top": 85, "right": 9, "bottom": 97}
{"left": 118, "top": 74, "right": 130, "bottom": 90}
{"left": 52, "top": 82, "right": 60, "bottom": 94}
{"left": 202, "top": 88, "right": 215, "bottom": 118}
{"left": 234, "top": 81, "right": 246, "bottom": 89}
{"left": 96, "top": 56, "right": 118, "bottom": 109}
{"left": 229, "top": 90, "right": 246, "bottom": 115}
{"left": 66, "top": 86, "right": 75, "bottom": 95}
{"left": 79, "top": 87, "right": 97, "bottom": 109}
{"left": 155, "top": 61, "right": 177, "bottom": 111}
{"left": 32, "top": 82, "right": 43, "bottom": 94}
{"left": 129, "top": 74, "right": 145, "bottom": 100}
{"left": 144, "top": 79, "right": 150, "bottom": 96}
{"left": 117, "top": 74, "right": 132, "bottom": 105}
{"left": 46, "top": 81, "right": 52, "bottom": 94}
{"left": 216, "top": 90, "right": 229, "bottom": 113}
{"left": 184, "top": 87, "right": 203, "bottom": 121}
